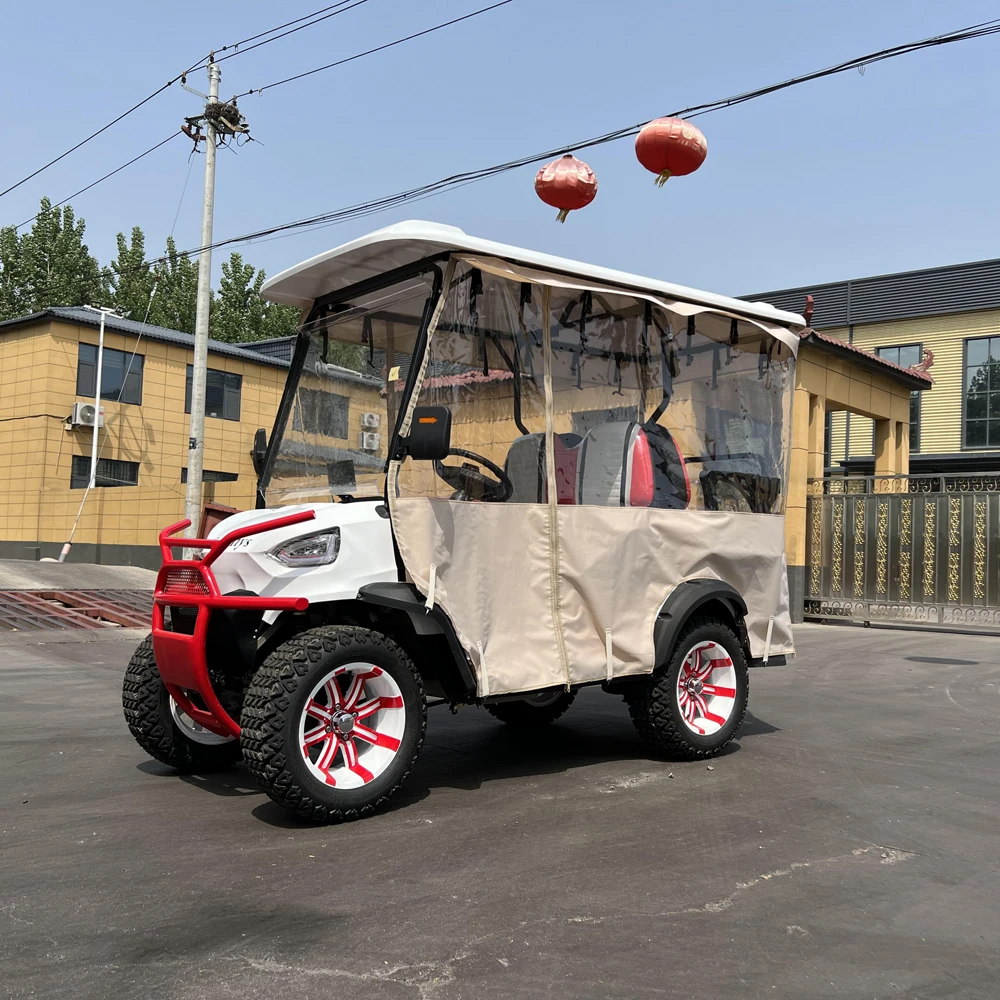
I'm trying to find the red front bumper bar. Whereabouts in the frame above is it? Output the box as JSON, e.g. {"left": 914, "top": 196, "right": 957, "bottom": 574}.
{"left": 151, "top": 509, "right": 315, "bottom": 738}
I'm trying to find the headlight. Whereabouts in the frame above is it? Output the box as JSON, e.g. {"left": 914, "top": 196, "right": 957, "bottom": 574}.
{"left": 267, "top": 527, "right": 341, "bottom": 567}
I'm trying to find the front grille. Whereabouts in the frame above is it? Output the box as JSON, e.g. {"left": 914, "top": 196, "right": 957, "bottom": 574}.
{"left": 161, "top": 568, "right": 209, "bottom": 596}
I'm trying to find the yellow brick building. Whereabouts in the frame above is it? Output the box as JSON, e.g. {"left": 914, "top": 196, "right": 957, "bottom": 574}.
{"left": 0, "top": 307, "right": 380, "bottom": 567}
{"left": 746, "top": 257, "right": 1000, "bottom": 476}
{"left": 0, "top": 302, "right": 931, "bottom": 625}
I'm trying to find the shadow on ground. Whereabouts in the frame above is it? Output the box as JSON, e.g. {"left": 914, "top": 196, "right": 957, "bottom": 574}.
{"left": 137, "top": 699, "right": 782, "bottom": 826}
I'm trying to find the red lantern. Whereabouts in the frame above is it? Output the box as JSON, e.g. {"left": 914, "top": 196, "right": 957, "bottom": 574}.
{"left": 635, "top": 118, "right": 707, "bottom": 187}
{"left": 534, "top": 153, "right": 598, "bottom": 223}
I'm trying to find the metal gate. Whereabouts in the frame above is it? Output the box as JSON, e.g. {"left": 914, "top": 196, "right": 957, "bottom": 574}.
{"left": 805, "top": 475, "right": 1000, "bottom": 629}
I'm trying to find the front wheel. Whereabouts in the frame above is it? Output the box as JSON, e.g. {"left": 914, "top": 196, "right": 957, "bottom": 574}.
{"left": 122, "top": 634, "right": 242, "bottom": 773}
{"left": 240, "top": 626, "right": 426, "bottom": 823}
{"left": 625, "top": 617, "right": 749, "bottom": 759}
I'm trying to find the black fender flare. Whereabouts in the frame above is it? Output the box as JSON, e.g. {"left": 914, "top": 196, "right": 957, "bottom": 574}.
{"left": 653, "top": 579, "right": 749, "bottom": 668}
{"left": 357, "top": 582, "right": 478, "bottom": 700}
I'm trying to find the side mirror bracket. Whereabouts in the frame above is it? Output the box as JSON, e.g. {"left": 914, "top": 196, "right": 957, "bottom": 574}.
{"left": 251, "top": 428, "right": 268, "bottom": 476}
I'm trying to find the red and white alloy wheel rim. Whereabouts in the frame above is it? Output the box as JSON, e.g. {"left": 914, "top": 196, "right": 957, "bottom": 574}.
{"left": 298, "top": 662, "right": 406, "bottom": 789}
{"left": 676, "top": 641, "right": 737, "bottom": 736}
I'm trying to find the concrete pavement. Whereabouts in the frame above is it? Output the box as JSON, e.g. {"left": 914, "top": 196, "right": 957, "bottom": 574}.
{"left": 2, "top": 623, "right": 999, "bottom": 999}
{"left": 0, "top": 558, "right": 156, "bottom": 591}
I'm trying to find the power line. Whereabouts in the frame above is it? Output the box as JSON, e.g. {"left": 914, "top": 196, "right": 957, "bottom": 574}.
{"left": 0, "top": 83, "right": 192, "bottom": 202}
{"left": 169, "top": 151, "right": 199, "bottom": 239}
{"left": 12, "top": 1, "right": 516, "bottom": 228}
{"left": 0, "top": 1, "right": 377, "bottom": 202}
{"left": 236, "top": 0, "right": 514, "bottom": 97}
{"left": 167, "top": 17, "right": 1000, "bottom": 261}
{"left": 215, "top": 0, "right": 373, "bottom": 66}
{"left": 216, "top": 0, "right": 362, "bottom": 53}
{"left": 14, "top": 132, "right": 183, "bottom": 230}
{"left": 97, "top": 15, "right": 998, "bottom": 280}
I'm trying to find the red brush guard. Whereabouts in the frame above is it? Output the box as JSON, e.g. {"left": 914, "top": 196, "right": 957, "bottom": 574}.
{"left": 151, "top": 509, "right": 315, "bottom": 738}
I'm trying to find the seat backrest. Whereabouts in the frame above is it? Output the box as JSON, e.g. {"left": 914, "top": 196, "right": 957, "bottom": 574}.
{"left": 642, "top": 421, "right": 690, "bottom": 510}
{"left": 577, "top": 421, "right": 654, "bottom": 507}
{"left": 508, "top": 423, "right": 689, "bottom": 509}
{"left": 504, "top": 433, "right": 581, "bottom": 503}
{"left": 504, "top": 433, "right": 545, "bottom": 503}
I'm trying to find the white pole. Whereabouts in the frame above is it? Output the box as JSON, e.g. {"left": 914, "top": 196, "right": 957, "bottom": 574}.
{"left": 58, "top": 306, "right": 110, "bottom": 562}
{"left": 183, "top": 58, "right": 220, "bottom": 536}
{"left": 89, "top": 309, "right": 107, "bottom": 489}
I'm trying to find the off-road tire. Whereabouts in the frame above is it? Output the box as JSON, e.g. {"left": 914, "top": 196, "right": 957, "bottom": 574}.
{"left": 626, "top": 616, "right": 749, "bottom": 759}
{"left": 241, "top": 626, "right": 426, "bottom": 823}
{"left": 486, "top": 691, "right": 576, "bottom": 727}
{"left": 122, "top": 634, "right": 242, "bottom": 773}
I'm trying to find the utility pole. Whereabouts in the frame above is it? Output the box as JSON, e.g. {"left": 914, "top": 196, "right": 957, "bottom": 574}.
{"left": 183, "top": 58, "right": 220, "bottom": 535}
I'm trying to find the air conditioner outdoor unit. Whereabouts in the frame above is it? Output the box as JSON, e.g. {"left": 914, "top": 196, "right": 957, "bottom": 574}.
{"left": 359, "top": 431, "right": 381, "bottom": 452}
{"left": 69, "top": 401, "right": 104, "bottom": 428}
{"left": 361, "top": 411, "right": 381, "bottom": 429}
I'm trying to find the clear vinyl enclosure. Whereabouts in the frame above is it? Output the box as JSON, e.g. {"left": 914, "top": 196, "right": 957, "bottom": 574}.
{"left": 394, "top": 260, "right": 794, "bottom": 513}
{"left": 261, "top": 249, "right": 798, "bottom": 696}
{"left": 261, "top": 259, "right": 795, "bottom": 514}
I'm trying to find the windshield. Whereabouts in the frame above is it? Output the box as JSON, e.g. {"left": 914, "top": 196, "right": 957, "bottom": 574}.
{"left": 261, "top": 272, "right": 437, "bottom": 505}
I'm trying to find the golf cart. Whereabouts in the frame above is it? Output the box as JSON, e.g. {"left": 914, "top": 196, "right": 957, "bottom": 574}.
{"left": 123, "top": 221, "right": 803, "bottom": 823}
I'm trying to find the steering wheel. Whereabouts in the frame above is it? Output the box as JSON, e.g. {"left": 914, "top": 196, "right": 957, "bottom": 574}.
{"left": 433, "top": 448, "right": 514, "bottom": 502}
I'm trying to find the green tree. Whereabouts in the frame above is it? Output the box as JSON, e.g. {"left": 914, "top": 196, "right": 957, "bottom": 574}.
{"left": 260, "top": 293, "right": 301, "bottom": 340}
{"left": 0, "top": 198, "right": 106, "bottom": 318}
{"left": 214, "top": 250, "right": 305, "bottom": 344}
{"left": 212, "top": 251, "right": 360, "bottom": 367}
{"left": 214, "top": 251, "right": 262, "bottom": 343}
{"left": 108, "top": 226, "right": 155, "bottom": 320}
{"left": 148, "top": 236, "right": 199, "bottom": 334}
{"left": 0, "top": 224, "right": 27, "bottom": 319}
{"left": 0, "top": 199, "right": 360, "bottom": 372}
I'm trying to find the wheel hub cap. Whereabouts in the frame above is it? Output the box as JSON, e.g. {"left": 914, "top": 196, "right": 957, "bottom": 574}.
{"left": 330, "top": 709, "right": 357, "bottom": 735}
{"left": 676, "top": 640, "right": 738, "bottom": 737}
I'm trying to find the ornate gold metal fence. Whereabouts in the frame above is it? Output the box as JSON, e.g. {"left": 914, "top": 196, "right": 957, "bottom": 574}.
{"left": 805, "top": 475, "right": 1000, "bottom": 629}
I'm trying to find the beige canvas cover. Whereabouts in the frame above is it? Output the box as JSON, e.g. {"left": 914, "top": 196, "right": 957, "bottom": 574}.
{"left": 389, "top": 255, "right": 796, "bottom": 697}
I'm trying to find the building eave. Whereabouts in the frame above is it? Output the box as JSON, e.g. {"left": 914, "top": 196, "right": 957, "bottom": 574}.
{"left": 800, "top": 329, "right": 933, "bottom": 391}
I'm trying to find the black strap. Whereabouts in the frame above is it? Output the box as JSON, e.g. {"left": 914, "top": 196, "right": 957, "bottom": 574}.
{"left": 362, "top": 315, "right": 374, "bottom": 365}
{"left": 758, "top": 339, "right": 774, "bottom": 379}
{"left": 650, "top": 328, "right": 676, "bottom": 424}
{"left": 641, "top": 302, "right": 652, "bottom": 365}
{"left": 469, "top": 269, "right": 487, "bottom": 375}
{"left": 579, "top": 291, "right": 592, "bottom": 345}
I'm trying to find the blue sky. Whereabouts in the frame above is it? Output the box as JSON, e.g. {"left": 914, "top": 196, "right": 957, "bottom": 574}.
{"left": 2, "top": 0, "right": 998, "bottom": 299}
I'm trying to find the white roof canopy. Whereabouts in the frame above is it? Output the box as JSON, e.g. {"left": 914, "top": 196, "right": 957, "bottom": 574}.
{"left": 261, "top": 221, "right": 807, "bottom": 335}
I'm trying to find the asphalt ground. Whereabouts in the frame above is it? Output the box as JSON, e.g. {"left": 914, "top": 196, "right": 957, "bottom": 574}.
{"left": 2, "top": 623, "right": 999, "bottom": 1000}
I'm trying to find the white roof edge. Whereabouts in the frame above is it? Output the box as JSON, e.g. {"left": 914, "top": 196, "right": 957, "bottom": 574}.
{"left": 261, "top": 220, "right": 806, "bottom": 329}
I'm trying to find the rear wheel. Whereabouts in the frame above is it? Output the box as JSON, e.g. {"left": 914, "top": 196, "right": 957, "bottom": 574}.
{"left": 122, "top": 634, "right": 242, "bottom": 773}
{"left": 486, "top": 690, "right": 576, "bottom": 727}
{"left": 241, "top": 626, "right": 426, "bottom": 823}
{"left": 626, "top": 617, "right": 748, "bottom": 759}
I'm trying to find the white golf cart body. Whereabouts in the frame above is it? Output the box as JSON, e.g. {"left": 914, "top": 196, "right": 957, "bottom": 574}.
{"left": 245, "top": 221, "right": 803, "bottom": 700}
